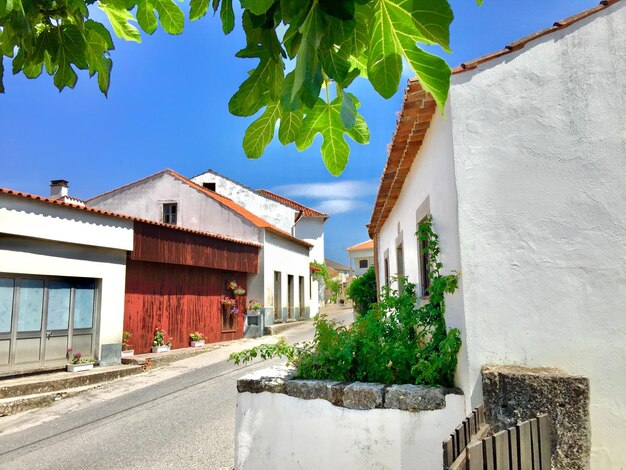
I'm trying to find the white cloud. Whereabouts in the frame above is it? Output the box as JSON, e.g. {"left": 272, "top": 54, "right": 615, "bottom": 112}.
{"left": 313, "top": 199, "right": 371, "bottom": 215}
{"left": 271, "top": 180, "right": 379, "bottom": 200}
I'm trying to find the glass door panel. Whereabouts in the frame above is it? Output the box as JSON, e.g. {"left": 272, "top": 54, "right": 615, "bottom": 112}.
{"left": 17, "top": 279, "right": 44, "bottom": 332}
{"left": 74, "top": 282, "right": 95, "bottom": 329}
{"left": 47, "top": 281, "right": 71, "bottom": 330}
{"left": 0, "top": 278, "right": 14, "bottom": 333}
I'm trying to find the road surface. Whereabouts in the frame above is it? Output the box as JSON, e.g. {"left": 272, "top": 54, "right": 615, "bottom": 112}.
{"left": 0, "top": 308, "right": 354, "bottom": 470}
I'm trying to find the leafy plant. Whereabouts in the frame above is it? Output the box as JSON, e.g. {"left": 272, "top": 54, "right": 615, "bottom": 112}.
{"left": 0, "top": 0, "right": 457, "bottom": 175}
{"left": 121, "top": 330, "right": 134, "bottom": 351}
{"left": 67, "top": 347, "right": 95, "bottom": 364}
{"left": 189, "top": 331, "right": 204, "bottom": 341}
{"left": 327, "top": 278, "right": 341, "bottom": 303}
{"left": 346, "top": 266, "right": 377, "bottom": 317}
{"left": 230, "top": 216, "right": 462, "bottom": 387}
{"left": 153, "top": 326, "right": 172, "bottom": 347}
{"left": 220, "top": 295, "right": 237, "bottom": 307}
{"left": 247, "top": 299, "right": 261, "bottom": 312}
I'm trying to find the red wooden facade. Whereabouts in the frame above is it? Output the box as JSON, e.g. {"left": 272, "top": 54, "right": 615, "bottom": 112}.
{"left": 124, "top": 222, "right": 259, "bottom": 353}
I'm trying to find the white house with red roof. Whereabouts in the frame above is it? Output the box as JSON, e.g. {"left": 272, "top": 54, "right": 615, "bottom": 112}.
{"left": 346, "top": 240, "right": 374, "bottom": 276}
{"left": 368, "top": 1, "right": 625, "bottom": 467}
{"left": 191, "top": 169, "right": 328, "bottom": 316}
{"left": 87, "top": 169, "right": 315, "bottom": 327}
{"left": 0, "top": 187, "right": 133, "bottom": 374}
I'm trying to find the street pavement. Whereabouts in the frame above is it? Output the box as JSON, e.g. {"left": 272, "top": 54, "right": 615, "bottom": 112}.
{"left": 0, "top": 307, "right": 353, "bottom": 470}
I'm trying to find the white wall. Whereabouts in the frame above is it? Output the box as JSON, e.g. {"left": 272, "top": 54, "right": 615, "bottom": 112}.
{"left": 89, "top": 172, "right": 261, "bottom": 244}
{"left": 235, "top": 391, "right": 465, "bottom": 470}
{"left": 191, "top": 171, "right": 296, "bottom": 233}
{"left": 448, "top": 4, "right": 626, "bottom": 468}
{"left": 375, "top": 110, "right": 469, "bottom": 402}
{"left": 294, "top": 217, "right": 325, "bottom": 262}
{"left": 0, "top": 196, "right": 133, "bottom": 359}
{"left": 262, "top": 231, "right": 311, "bottom": 321}
{"left": 348, "top": 249, "right": 375, "bottom": 276}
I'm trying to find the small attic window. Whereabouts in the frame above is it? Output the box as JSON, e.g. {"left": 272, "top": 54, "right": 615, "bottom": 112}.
{"left": 203, "top": 182, "right": 216, "bottom": 191}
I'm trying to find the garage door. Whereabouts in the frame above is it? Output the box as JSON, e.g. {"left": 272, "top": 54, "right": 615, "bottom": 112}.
{"left": 0, "top": 276, "right": 97, "bottom": 374}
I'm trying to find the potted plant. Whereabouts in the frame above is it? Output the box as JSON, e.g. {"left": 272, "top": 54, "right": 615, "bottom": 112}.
{"left": 189, "top": 332, "right": 205, "bottom": 347}
{"left": 121, "top": 330, "right": 134, "bottom": 356}
{"left": 247, "top": 299, "right": 261, "bottom": 315}
{"left": 66, "top": 348, "right": 95, "bottom": 372}
{"left": 151, "top": 327, "right": 173, "bottom": 353}
{"left": 227, "top": 281, "right": 246, "bottom": 296}
{"left": 220, "top": 295, "right": 237, "bottom": 310}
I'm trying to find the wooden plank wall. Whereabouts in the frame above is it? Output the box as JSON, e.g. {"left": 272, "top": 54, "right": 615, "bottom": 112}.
{"left": 131, "top": 221, "right": 259, "bottom": 273}
{"left": 124, "top": 260, "right": 246, "bottom": 353}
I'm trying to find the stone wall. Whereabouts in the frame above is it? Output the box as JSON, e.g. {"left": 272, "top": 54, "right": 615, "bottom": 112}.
{"left": 482, "top": 365, "right": 590, "bottom": 470}
{"left": 235, "top": 366, "right": 465, "bottom": 470}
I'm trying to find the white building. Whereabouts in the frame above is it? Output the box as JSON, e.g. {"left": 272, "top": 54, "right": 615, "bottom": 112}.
{"left": 347, "top": 240, "right": 374, "bottom": 276}
{"left": 0, "top": 188, "right": 133, "bottom": 374}
{"left": 87, "top": 169, "right": 314, "bottom": 326}
{"left": 368, "top": 2, "right": 625, "bottom": 468}
{"left": 191, "top": 169, "right": 328, "bottom": 316}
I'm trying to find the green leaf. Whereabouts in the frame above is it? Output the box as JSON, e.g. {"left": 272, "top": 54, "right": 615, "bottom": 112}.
{"left": 367, "top": 0, "right": 452, "bottom": 101}
{"left": 278, "top": 109, "right": 303, "bottom": 145}
{"left": 293, "top": 5, "right": 325, "bottom": 103}
{"left": 23, "top": 61, "right": 42, "bottom": 78}
{"left": 346, "top": 113, "right": 369, "bottom": 144}
{"left": 85, "top": 20, "right": 115, "bottom": 49}
{"left": 295, "top": 97, "right": 365, "bottom": 176}
{"left": 53, "top": 60, "right": 77, "bottom": 91}
{"left": 60, "top": 24, "right": 88, "bottom": 69}
{"left": 220, "top": 0, "right": 234, "bottom": 34}
{"left": 319, "top": 0, "right": 354, "bottom": 21}
{"left": 44, "top": 51, "right": 57, "bottom": 75}
{"left": 242, "top": 102, "right": 280, "bottom": 158}
{"left": 137, "top": 0, "right": 158, "bottom": 34}
{"left": 154, "top": 0, "right": 184, "bottom": 35}
{"left": 401, "top": 43, "right": 450, "bottom": 110}
{"left": 320, "top": 48, "right": 351, "bottom": 85}
{"left": 240, "top": 0, "right": 274, "bottom": 16}
{"left": 85, "top": 28, "right": 112, "bottom": 95}
{"left": 99, "top": 3, "right": 142, "bottom": 43}
{"left": 189, "top": 0, "right": 209, "bottom": 20}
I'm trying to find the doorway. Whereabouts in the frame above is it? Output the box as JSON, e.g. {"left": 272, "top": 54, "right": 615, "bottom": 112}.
{"left": 287, "top": 275, "right": 294, "bottom": 320}
{"left": 273, "top": 271, "right": 282, "bottom": 322}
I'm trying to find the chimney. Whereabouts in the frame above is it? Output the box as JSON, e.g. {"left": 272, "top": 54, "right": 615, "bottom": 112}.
{"left": 50, "top": 180, "right": 69, "bottom": 200}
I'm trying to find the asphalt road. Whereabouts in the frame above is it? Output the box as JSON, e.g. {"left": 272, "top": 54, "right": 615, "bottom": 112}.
{"left": 0, "top": 308, "right": 354, "bottom": 470}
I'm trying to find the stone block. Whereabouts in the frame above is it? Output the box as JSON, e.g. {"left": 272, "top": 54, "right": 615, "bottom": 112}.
{"left": 482, "top": 364, "right": 590, "bottom": 470}
{"left": 285, "top": 380, "right": 341, "bottom": 402}
{"left": 237, "top": 366, "right": 296, "bottom": 394}
{"left": 384, "top": 384, "right": 448, "bottom": 411}
{"left": 343, "top": 382, "right": 384, "bottom": 410}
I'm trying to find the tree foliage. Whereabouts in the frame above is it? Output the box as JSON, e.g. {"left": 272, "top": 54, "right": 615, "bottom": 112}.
{"left": 0, "top": 0, "right": 453, "bottom": 174}
{"left": 230, "top": 216, "right": 462, "bottom": 387}
{"left": 346, "top": 266, "right": 376, "bottom": 317}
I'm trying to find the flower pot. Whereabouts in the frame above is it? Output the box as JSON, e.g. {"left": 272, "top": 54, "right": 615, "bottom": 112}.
{"left": 121, "top": 349, "right": 135, "bottom": 357}
{"left": 67, "top": 363, "right": 94, "bottom": 373}
{"left": 190, "top": 340, "right": 205, "bottom": 347}
{"left": 151, "top": 345, "right": 171, "bottom": 353}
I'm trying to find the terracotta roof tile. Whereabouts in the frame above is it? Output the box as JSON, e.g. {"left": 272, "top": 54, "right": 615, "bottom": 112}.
{"left": 347, "top": 240, "right": 374, "bottom": 252}
{"left": 257, "top": 189, "right": 329, "bottom": 218}
{"left": 0, "top": 188, "right": 261, "bottom": 248}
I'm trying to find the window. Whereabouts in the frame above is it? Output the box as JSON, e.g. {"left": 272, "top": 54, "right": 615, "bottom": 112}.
{"left": 359, "top": 259, "right": 368, "bottom": 269}
{"left": 418, "top": 219, "right": 431, "bottom": 297}
{"left": 396, "top": 243, "right": 405, "bottom": 293}
{"left": 162, "top": 203, "right": 177, "bottom": 225}
{"left": 384, "top": 257, "right": 390, "bottom": 287}
{"left": 203, "top": 182, "right": 216, "bottom": 191}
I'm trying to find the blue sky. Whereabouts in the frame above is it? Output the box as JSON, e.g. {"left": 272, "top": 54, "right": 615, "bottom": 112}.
{"left": 0, "top": 0, "right": 599, "bottom": 263}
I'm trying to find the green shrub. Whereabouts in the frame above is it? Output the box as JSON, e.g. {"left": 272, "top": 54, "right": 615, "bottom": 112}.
{"left": 346, "top": 266, "right": 377, "bottom": 316}
{"left": 230, "top": 216, "right": 462, "bottom": 387}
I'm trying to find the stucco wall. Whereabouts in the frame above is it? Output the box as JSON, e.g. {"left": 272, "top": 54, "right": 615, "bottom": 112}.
{"left": 88, "top": 172, "right": 261, "bottom": 244}
{"left": 0, "top": 197, "right": 132, "bottom": 360}
{"left": 348, "top": 249, "right": 375, "bottom": 276}
{"left": 262, "top": 231, "right": 311, "bottom": 322}
{"left": 235, "top": 391, "right": 465, "bottom": 470}
{"left": 449, "top": 4, "right": 626, "bottom": 468}
{"left": 294, "top": 217, "right": 325, "bottom": 262}
{"left": 375, "top": 110, "right": 468, "bottom": 401}
{"left": 191, "top": 171, "right": 296, "bottom": 233}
